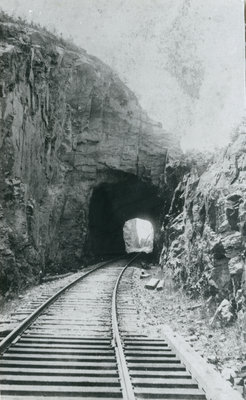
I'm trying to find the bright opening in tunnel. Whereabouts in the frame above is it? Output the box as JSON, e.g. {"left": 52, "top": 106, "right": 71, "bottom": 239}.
{"left": 123, "top": 218, "right": 154, "bottom": 254}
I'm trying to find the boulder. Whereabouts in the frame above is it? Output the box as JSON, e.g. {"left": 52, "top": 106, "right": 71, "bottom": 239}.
{"left": 222, "top": 232, "right": 242, "bottom": 259}
{"left": 221, "top": 367, "right": 236, "bottom": 384}
{"left": 210, "top": 299, "right": 233, "bottom": 326}
{"left": 228, "top": 256, "right": 243, "bottom": 276}
{"left": 145, "top": 278, "right": 160, "bottom": 290}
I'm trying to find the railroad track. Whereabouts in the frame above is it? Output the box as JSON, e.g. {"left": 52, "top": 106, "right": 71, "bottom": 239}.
{"left": 0, "top": 257, "right": 207, "bottom": 399}
{"left": 0, "top": 268, "right": 100, "bottom": 342}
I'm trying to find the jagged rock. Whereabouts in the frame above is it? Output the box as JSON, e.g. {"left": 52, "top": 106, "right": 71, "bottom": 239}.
{"left": 221, "top": 367, "right": 236, "bottom": 383}
{"left": 235, "top": 289, "right": 244, "bottom": 312}
{"left": 222, "top": 232, "right": 242, "bottom": 259}
{"left": 140, "top": 271, "right": 151, "bottom": 279}
{"left": 145, "top": 278, "right": 160, "bottom": 290}
{"left": 0, "top": 20, "right": 181, "bottom": 294}
{"left": 210, "top": 299, "right": 233, "bottom": 326}
{"left": 207, "top": 355, "right": 219, "bottom": 364}
{"left": 160, "top": 118, "right": 246, "bottom": 323}
{"left": 228, "top": 256, "right": 243, "bottom": 276}
{"left": 156, "top": 279, "right": 164, "bottom": 290}
{"left": 234, "top": 377, "right": 243, "bottom": 386}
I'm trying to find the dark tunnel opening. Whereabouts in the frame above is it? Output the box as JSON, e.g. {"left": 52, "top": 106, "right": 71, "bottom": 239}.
{"left": 87, "top": 176, "right": 162, "bottom": 258}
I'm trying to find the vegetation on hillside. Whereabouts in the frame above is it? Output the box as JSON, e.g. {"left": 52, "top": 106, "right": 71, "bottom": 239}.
{"left": 0, "top": 9, "right": 81, "bottom": 53}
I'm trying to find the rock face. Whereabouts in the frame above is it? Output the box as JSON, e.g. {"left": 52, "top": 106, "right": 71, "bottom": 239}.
{"left": 161, "top": 120, "right": 246, "bottom": 319}
{"left": 0, "top": 20, "right": 181, "bottom": 294}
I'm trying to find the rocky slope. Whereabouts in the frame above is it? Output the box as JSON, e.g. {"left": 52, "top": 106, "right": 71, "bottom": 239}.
{"left": 161, "top": 119, "right": 246, "bottom": 326}
{"left": 0, "top": 17, "right": 181, "bottom": 295}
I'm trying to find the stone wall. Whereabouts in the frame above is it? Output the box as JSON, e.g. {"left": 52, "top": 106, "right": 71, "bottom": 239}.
{"left": 0, "top": 20, "right": 181, "bottom": 295}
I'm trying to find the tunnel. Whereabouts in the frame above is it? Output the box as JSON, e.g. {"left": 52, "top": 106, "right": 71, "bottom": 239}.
{"left": 87, "top": 176, "right": 162, "bottom": 258}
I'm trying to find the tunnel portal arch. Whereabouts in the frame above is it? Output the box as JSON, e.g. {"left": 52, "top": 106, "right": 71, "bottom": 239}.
{"left": 87, "top": 175, "right": 162, "bottom": 258}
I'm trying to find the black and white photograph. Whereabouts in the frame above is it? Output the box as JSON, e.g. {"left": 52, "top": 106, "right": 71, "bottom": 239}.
{"left": 0, "top": 1, "right": 245, "bottom": 399}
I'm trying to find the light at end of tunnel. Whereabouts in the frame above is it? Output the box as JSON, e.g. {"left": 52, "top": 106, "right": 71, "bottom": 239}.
{"left": 123, "top": 218, "right": 154, "bottom": 254}
{"left": 136, "top": 218, "right": 153, "bottom": 242}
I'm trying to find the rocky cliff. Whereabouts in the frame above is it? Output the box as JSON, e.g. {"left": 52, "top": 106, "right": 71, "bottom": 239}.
{"left": 0, "top": 18, "right": 181, "bottom": 295}
{"left": 161, "top": 120, "right": 246, "bottom": 322}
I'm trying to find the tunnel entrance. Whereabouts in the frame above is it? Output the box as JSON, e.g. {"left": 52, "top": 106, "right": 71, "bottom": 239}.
{"left": 123, "top": 218, "right": 154, "bottom": 254}
{"left": 87, "top": 175, "right": 161, "bottom": 258}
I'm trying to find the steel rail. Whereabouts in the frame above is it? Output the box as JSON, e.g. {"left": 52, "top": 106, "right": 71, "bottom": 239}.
{"left": 0, "top": 254, "right": 214, "bottom": 400}
{"left": 111, "top": 254, "right": 139, "bottom": 400}
{"left": 0, "top": 257, "right": 121, "bottom": 355}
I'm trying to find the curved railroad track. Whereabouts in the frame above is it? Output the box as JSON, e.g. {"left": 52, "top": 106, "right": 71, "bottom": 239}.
{"left": 0, "top": 257, "right": 207, "bottom": 400}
